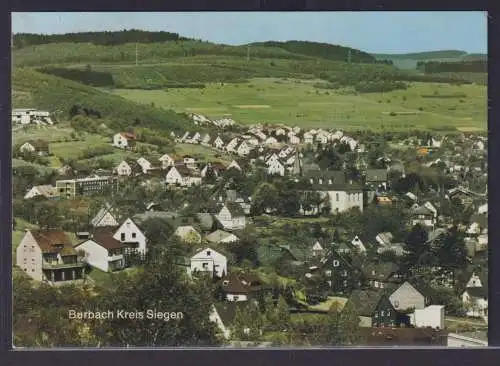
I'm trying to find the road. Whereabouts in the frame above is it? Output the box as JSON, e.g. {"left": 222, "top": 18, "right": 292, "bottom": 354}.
{"left": 445, "top": 317, "right": 487, "bottom": 327}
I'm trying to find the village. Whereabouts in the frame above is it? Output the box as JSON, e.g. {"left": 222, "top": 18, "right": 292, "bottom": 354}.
{"left": 13, "top": 108, "right": 488, "bottom": 347}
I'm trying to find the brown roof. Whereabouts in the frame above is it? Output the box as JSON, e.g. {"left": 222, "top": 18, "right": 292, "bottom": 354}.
{"left": 120, "top": 132, "right": 136, "bottom": 140}
{"left": 91, "top": 232, "right": 125, "bottom": 250}
{"left": 30, "top": 230, "right": 76, "bottom": 256}
{"left": 221, "top": 273, "right": 262, "bottom": 294}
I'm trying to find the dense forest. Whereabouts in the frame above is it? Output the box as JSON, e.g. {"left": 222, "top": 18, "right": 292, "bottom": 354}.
{"left": 417, "top": 60, "right": 487, "bottom": 74}
{"left": 248, "top": 41, "right": 378, "bottom": 63}
{"left": 12, "top": 29, "right": 193, "bottom": 48}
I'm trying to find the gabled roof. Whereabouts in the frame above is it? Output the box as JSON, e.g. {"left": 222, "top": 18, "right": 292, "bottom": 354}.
{"left": 91, "top": 204, "right": 118, "bottom": 227}
{"left": 464, "top": 287, "right": 488, "bottom": 299}
{"left": 31, "top": 185, "right": 58, "bottom": 198}
{"left": 206, "top": 230, "right": 238, "bottom": 243}
{"left": 363, "top": 262, "right": 400, "bottom": 280}
{"left": 30, "top": 230, "right": 76, "bottom": 256}
{"left": 222, "top": 202, "right": 246, "bottom": 217}
{"left": 213, "top": 302, "right": 247, "bottom": 327}
{"left": 365, "top": 169, "right": 388, "bottom": 182}
{"left": 80, "top": 231, "right": 124, "bottom": 250}
{"left": 411, "top": 205, "right": 434, "bottom": 216}
{"left": 221, "top": 272, "right": 262, "bottom": 294}
{"left": 349, "top": 289, "right": 390, "bottom": 316}
{"left": 23, "top": 139, "right": 50, "bottom": 151}
{"left": 119, "top": 132, "right": 136, "bottom": 140}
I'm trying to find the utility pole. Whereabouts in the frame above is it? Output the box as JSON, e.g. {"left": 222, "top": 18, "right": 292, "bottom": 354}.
{"left": 135, "top": 42, "right": 138, "bottom": 66}
{"left": 247, "top": 45, "right": 250, "bottom": 61}
{"left": 347, "top": 49, "right": 352, "bottom": 64}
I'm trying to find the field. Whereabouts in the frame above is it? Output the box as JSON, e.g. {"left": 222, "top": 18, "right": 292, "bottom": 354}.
{"left": 112, "top": 78, "right": 487, "bottom": 131}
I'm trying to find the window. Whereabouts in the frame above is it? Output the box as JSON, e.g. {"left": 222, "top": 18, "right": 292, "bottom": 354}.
{"left": 233, "top": 296, "right": 239, "bottom": 301}
{"left": 374, "top": 312, "right": 378, "bottom": 318}
{"left": 223, "top": 280, "right": 229, "bottom": 286}
{"left": 202, "top": 263, "right": 209, "bottom": 269}
{"left": 132, "top": 233, "right": 137, "bottom": 239}
{"left": 381, "top": 311, "right": 385, "bottom": 316}
{"left": 207, "top": 251, "right": 211, "bottom": 256}
{"left": 394, "top": 300, "right": 400, "bottom": 308}
{"left": 374, "top": 281, "right": 379, "bottom": 288}
{"left": 333, "top": 260, "right": 340, "bottom": 267}
{"left": 336, "top": 193, "right": 339, "bottom": 202}
{"left": 342, "top": 270, "right": 348, "bottom": 277}
{"left": 325, "top": 270, "right": 332, "bottom": 276}
{"left": 121, "top": 233, "right": 125, "bottom": 241}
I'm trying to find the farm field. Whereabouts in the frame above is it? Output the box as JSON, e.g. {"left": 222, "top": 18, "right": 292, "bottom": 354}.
{"left": 112, "top": 78, "right": 487, "bottom": 131}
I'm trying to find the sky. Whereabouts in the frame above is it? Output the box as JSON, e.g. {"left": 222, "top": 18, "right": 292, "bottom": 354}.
{"left": 11, "top": 12, "right": 488, "bottom": 54}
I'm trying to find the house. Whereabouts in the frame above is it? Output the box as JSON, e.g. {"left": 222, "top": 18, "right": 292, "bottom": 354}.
{"left": 221, "top": 273, "right": 263, "bottom": 301}
{"left": 174, "top": 225, "right": 202, "bottom": 244}
{"left": 302, "top": 170, "right": 363, "bottom": 214}
{"left": 24, "top": 185, "right": 58, "bottom": 200}
{"left": 304, "top": 132, "right": 314, "bottom": 145}
{"left": 226, "top": 138, "right": 240, "bottom": 153}
{"left": 113, "top": 218, "right": 147, "bottom": 254}
{"left": 236, "top": 141, "right": 252, "bottom": 157}
{"left": 209, "top": 302, "right": 250, "bottom": 340}
{"left": 114, "top": 160, "right": 132, "bottom": 176}
{"left": 316, "top": 250, "right": 358, "bottom": 294}
{"left": 213, "top": 136, "right": 225, "bottom": 150}
{"left": 388, "top": 281, "right": 428, "bottom": 312}
{"left": 477, "top": 203, "right": 488, "bottom": 215}
{"left": 267, "top": 160, "right": 285, "bottom": 176}
{"left": 311, "top": 241, "right": 325, "bottom": 257}
{"left": 226, "top": 160, "right": 242, "bottom": 172}
{"left": 20, "top": 140, "right": 50, "bottom": 156}
{"left": 165, "top": 166, "right": 202, "bottom": 187}
{"left": 91, "top": 204, "right": 119, "bottom": 228}
{"left": 289, "top": 135, "right": 300, "bottom": 145}
{"left": 410, "top": 205, "right": 436, "bottom": 228}
{"left": 136, "top": 157, "right": 153, "bottom": 174}
{"left": 183, "top": 156, "right": 197, "bottom": 169}
{"left": 363, "top": 262, "right": 401, "bottom": 289}
{"left": 189, "top": 247, "right": 227, "bottom": 278}
{"left": 112, "top": 132, "right": 136, "bottom": 149}
{"left": 376, "top": 232, "right": 394, "bottom": 247}
{"left": 461, "top": 286, "right": 488, "bottom": 319}
{"left": 216, "top": 202, "right": 246, "bottom": 231}
{"left": 466, "top": 272, "right": 484, "bottom": 288}
{"left": 348, "top": 289, "right": 398, "bottom": 327}
{"left": 351, "top": 236, "right": 366, "bottom": 254}
{"left": 365, "top": 169, "right": 389, "bottom": 190}
{"left": 200, "top": 162, "right": 226, "bottom": 178}
{"left": 191, "top": 132, "right": 202, "bottom": 143}
{"left": 206, "top": 230, "right": 239, "bottom": 244}
{"left": 265, "top": 137, "right": 278, "bottom": 145}
{"left": 201, "top": 133, "right": 212, "bottom": 145}
{"left": 16, "top": 230, "right": 86, "bottom": 283}
{"left": 74, "top": 230, "right": 126, "bottom": 272}
{"left": 411, "top": 305, "right": 445, "bottom": 330}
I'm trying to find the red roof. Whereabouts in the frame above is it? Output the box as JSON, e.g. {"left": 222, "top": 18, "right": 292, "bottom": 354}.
{"left": 120, "top": 132, "right": 137, "bottom": 140}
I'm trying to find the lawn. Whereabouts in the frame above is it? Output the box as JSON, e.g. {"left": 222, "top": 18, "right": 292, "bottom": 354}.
{"left": 12, "top": 158, "right": 57, "bottom": 174}
{"left": 13, "top": 126, "right": 75, "bottom": 145}
{"left": 175, "top": 143, "right": 233, "bottom": 163}
{"left": 50, "top": 134, "right": 110, "bottom": 160}
{"left": 112, "top": 78, "right": 487, "bottom": 131}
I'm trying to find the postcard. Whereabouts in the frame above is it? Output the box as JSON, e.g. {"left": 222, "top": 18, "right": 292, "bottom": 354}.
{"left": 11, "top": 11, "right": 488, "bottom": 348}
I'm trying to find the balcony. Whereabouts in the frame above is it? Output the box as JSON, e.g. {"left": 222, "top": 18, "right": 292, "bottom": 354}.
{"left": 42, "top": 261, "right": 85, "bottom": 270}
{"left": 108, "top": 254, "right": 124, "bottom": 262}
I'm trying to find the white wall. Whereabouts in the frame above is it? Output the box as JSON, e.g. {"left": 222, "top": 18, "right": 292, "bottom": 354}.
{"left": 76, "top": 240, "right": 110, "bottom": 272}
{"left": 413, "top": 306, "right": 445, "bottom": 329}
{"left": 113, "top": 219, "right": 147, "bottom": 253}
{"left": 226, "top": 294, "right": 248, "bottom": 302}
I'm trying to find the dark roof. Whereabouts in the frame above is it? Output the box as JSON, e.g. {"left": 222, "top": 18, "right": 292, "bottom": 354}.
{"left": 349, "top": 289, "right": 389, "bottom": 316}
{"left": 90, "top": 231, "right": 124, "bottom": 250}
{"left": 363, "top": 262, "right": 400, "bottom": 280}
{"left": 30, "top": 230, "right": 76, "bottom": 256}
{"left": 213, "top": 302, "right": 247, "bottom": 326}
{"left": 26, "top": 139, "right": 50, "bottom": 151}
{"left": 412, "top": 205, "right": 434, "bottom": 216}
{"left": 223, "top": 202, "right": 246, "bottom": 217}
{"left": 365, "top": 169, "right": 388, "bottom": 182}
{"left": 221, "top": 273, "right": 262, "bottom": 294}
{"left": 464, "top": 287, "right": 488, "bottom": 299}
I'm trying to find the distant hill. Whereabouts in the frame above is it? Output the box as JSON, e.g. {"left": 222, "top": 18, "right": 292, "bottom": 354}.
{"left": 372, "top": 50, "right": 469, "bottom": 60}
{"left": 248, "top": 40, "right": 377, "bottom": 63}
{"left": 12, "top": 29, "right": 193, "bottom": 48}
{"left": 12, "top": 68, "right": 190, "bottom": 133}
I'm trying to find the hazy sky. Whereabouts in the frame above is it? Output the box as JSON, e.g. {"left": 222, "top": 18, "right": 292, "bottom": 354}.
{"left": 12, "top": 12, "right": 488, "bottom": 54}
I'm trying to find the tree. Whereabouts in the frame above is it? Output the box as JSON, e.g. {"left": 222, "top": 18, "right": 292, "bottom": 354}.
{"left": 275, "top": 295, "right": 291, "bottom": 331}
{"left": 434, "top": 226, "right": 468, "bottom": 276}
{"left": 403, "top": 224, "right": 430, "bottom": 272}
{"left": 323, "top": 301, "right": 361, "bottom": 345}
{"left": 251, "top": 183, "right": 279, "bottom": 215}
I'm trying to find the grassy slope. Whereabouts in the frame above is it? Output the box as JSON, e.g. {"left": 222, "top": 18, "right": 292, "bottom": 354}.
{"left": 112, "top": 78, "right": 486, "bottom": 131}
{"left": 12, "top": 68, "right": 191, "bottom": 133}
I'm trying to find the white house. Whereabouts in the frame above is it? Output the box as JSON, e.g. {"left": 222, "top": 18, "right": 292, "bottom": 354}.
{"left": 267, "top": 160, "right": 285, "bottom": 176}
{"left": 226, "top": 160, "right": 242, "bottom": 172}
{"left": 265, "top": 137, "right": 278, "bottom": 145}
{"left": 265, "top": 153, "right": 280, "bottom": 166}
{"left": 411, "top": 305, "right": 445, "bottom": 330}
{"left": 114, "top": 160, "right": 132, "bottom": 176}
{"left": 159, "top": 154, "right": 176, "bottom": 169}
{"left": 189, "top": 247, "right": 227, "bottom": 278}
{"left": 236, "top": 141, "right": 252, "bottom": 157}
{"left": 216, "top": 203, "right": 246, "bottom": 231}
{"left": 91, "top": 205, "right": 119, "bottom": 228}
{"left": 311, "top": 241, "right": 325, "bottom": 257}
{"left": 466, "top": 273, "right": 483, "bottom": 288}
{"left": 213, "top": 136, "right": 225, "bottom": 150}
{"left": 113, "top": 218, "right": 147, "bottom": 254}
{"left": 191, "top": 132, "right": 201, "bottom": 143}
{"left": 165, "top": 166, "right": 202, "bottom": 187}
{"left": 112, "top": 132, "right": 136, "bottom": 149}
{"left": 201, "top": 133, "right": 212, "bottom": 145}
{"left": 389, "top": 282, "right": 426, "bottom": 311}
{"left": 75, "top": 231, "right": 126, "bottom": 272}
{"left": 304, "top": 132, "right": 314, "bottom": 145}
{"left": 226, "top": 138, "right": 240, "bottom": 153}
{"left": 289, "top": 135, "right": 300, "bottom": 145}
{"left": 174, "top": 225, "right": 202, "bottom": 244}
{"left": 351, "top": 236, "right": 366, "bottom": 254}
{"left": 461, "top": 287, "right": 488, "bottom": 319}
{"left": 478, "top": 203, "right": 488, "bottom": 215}
{"left": 24, "top": 185, "right": 58, "bottom": 200}
{"left": 136, "top": 157, "right": 153, "bottom": 174}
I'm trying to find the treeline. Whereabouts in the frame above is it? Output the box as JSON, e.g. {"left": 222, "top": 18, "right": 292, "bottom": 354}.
{"left": 417, "top": 60, "right": 487, "bottom": 73}
{"left": 249, "top": 40, "right": 377, "bottom": 63}
{"left": 37, "top": 67, "right": 115, "bottom": 87}
{"left": 12, "top": 29, "right": 192, "bottom": 49}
